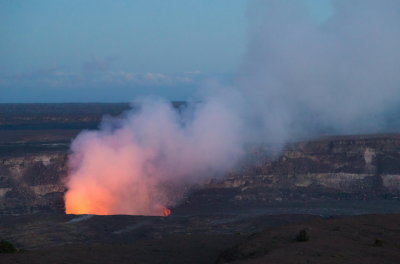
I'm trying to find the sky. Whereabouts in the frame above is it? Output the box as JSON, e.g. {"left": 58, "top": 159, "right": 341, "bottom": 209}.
{"left": 0, "top": 0, "right": 333, "bottom": 103}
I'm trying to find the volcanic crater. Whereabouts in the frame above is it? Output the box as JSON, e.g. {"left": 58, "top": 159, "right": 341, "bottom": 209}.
{"left": 1, "top": 103, "right": 400, "bottom": 263}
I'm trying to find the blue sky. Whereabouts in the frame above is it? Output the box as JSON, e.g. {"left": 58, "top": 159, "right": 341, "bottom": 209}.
{"left": 0, "top": 0, "right": 333, "bottom": 102}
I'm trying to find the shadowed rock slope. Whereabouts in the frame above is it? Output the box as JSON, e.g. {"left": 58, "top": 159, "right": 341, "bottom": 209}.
{"left": 1, "top": 104, "right": 400, "bottom": 214}
{"left": 2, "top": 133, "right": 400, "bottom": 214}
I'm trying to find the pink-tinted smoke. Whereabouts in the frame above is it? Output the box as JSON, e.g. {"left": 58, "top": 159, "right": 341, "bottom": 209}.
{"left": 64, "top": 98, "right": 243, "bottom": 215}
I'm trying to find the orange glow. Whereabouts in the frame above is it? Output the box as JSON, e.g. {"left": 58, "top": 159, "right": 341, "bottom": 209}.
{"left": 64, "top": 176, "right": 169, "bottom": 216}
{"left": 63, "top": 99, "right": 241, "bottom": 217}
{"left": 63, "top": 128, "right": 174, "bottom": 216}
{"left": 163, "top": 208, "right": 171, "bottom": 216}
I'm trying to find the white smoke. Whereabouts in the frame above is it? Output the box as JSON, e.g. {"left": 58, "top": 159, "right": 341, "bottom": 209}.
{"left": 239, "top": 0, "right": 400, "bottom": 144}
{"left": 65, "top": 0, "right": 400, "bottom": 215}
{"left": 65, "top": 96, "right": 244, "bottom": 215}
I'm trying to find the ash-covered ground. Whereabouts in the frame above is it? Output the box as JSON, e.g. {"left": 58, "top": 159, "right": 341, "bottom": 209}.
{"left": 1, "top": 103, "right": 400, "bottom": 263}
{"left": 2, "top": 212, "right": 400, "bottom": 264}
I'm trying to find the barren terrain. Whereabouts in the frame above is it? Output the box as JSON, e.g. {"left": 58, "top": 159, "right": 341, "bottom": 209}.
{"left": 1, "top": 103, "right": 400, "bottom": 263}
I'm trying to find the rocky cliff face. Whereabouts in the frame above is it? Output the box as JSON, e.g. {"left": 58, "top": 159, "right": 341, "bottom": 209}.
{"left": 199, "top": 134, "right": 400, "bottom": 205}
{"left": 0, "top": 151, "right": 67, "bottom": 214}
{"left": 1, "top": 134, "right": 400, "bottom": 214}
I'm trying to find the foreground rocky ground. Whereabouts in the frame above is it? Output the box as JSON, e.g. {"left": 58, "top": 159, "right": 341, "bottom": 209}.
{"left": 1, "top": 213, "right": 400, "bottom": 263}
{"left": 216, "top": 213, "right": 400, "bottom": 264}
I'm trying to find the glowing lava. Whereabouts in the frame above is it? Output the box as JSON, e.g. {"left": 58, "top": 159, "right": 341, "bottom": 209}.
{"left": 163, "top": 208, "right": 171, "bottom": 216}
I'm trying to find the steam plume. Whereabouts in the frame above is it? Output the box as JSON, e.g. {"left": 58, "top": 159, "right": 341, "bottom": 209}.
{"left": 65, "top": 0, "right": 400, "bottom": 215}
{"left": 240, "top": 0, "right": 400, "bottom": 144}
{"left": 65, "top": 97, "right": 244, "bottom": 215}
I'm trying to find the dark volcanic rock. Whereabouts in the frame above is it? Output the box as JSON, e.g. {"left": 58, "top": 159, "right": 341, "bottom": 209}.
{"left": 0, "top": 151, "right": 67, "bottom": 214}
{"left": 1, "top": 103, "right": 400, "bottom": 214}
{"left": 195, "top": 134, "right": 400, "bottom": 207}
{"left": 216, "top": 214, "right": 400, "bottom": 264}
{"left": 2, "top": 134, "right": 400, "bottom": 214}
{"left": 1, "top": 213, "right": 400, "bottom": 264}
